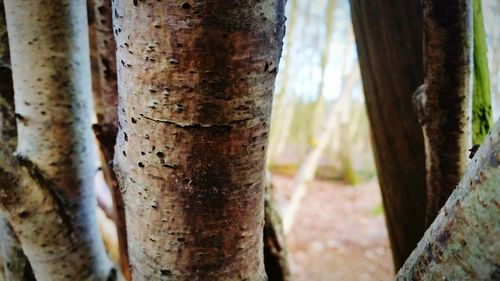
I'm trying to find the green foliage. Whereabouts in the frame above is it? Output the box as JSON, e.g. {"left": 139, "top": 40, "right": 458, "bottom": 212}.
{"left": 341, "top": 157, "right": 359, "bottom": 185}
{"left": 370, "top": 203, "right": 384, "bottom": 216}
{"left": 472, "top": 0, "right": 493, "bottom": 144}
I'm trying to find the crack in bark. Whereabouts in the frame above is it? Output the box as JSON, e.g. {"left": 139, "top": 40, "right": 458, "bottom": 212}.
{"left": 140, "top": 114, "right": 256, "bottom": 130}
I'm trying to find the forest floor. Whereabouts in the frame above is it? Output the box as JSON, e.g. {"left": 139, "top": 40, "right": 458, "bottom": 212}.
{"left": 271, "top": 174, "right": 394, "bottom": 281}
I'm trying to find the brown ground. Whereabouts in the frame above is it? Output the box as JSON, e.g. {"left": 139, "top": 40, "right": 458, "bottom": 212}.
{"left": 272, "top": 174, "right": 394, "bottom": 281}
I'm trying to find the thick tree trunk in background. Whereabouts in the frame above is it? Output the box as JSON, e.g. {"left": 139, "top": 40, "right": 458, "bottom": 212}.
{"left": 0, "top": 2, "right": 34, "bottom": 280}
{"left": 263, "top": 174, "right": 290, "bottom": 281}
{"left": 349, "top": 0, "right": 427, "bottom": 269}
{"left": 0, "top": 0, "right": 117, "bottom": 280}
{"left": 113, "top": 0, "right": 285, "bottom": 280}
{"left": 396, "top": 119, "right": 500, "bottom": 280}
{"left": 88, "top": 0, "right": 130, "bottom": 278}
{"left": 420, "top": 0, "right": 473, "bottom": 225}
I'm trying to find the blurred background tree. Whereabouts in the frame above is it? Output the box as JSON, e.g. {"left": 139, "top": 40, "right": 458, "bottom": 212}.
{"left": 266, "top": 0, "right": 499, "bottom": 279}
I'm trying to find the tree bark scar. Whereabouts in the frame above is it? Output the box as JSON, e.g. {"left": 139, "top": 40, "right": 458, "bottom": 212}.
{"left": 412, "top": 84, "right": 428, "bottom": 126}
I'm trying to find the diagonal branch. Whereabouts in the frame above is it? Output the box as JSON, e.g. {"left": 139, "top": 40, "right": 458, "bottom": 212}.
{"left": 396, "top": 118, "right": 500, "bottom": 280}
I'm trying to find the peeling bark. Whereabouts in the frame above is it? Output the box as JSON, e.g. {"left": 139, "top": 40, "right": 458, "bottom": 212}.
{"left": 112, "top": 0, "right": 285, "bottom": 280}
{"left": 395, "top": 119, "right": 500, "bottom": 280}
{"left": 349, "top": 0, "right": 427, "bottom": 269}
{"left": 88, "top": 0, "right": 130, "bottom": 278}
{"left": 420, "top": 0, "right": 473, "bottom": 224}
{"left": 0, "top": 0, "right": 118, "bottom": 280}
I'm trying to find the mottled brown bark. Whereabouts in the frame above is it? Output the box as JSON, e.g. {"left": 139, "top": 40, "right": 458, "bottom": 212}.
{"left": 349, "top": 0, "right": 427, "bottom": 269}
{"left": 113, "top": 0, "right": 285, "bottom": 279}
{"left": 264, "top": 176, "right": 290, "bottom": 281}
{"left": 396, "top": 119, "right": 500, "bottom": 281}
{"left": 0, "top": 0, "right": 118, "bottom": 280}
{"left": 88, "top": 0, "right": 129, "bottom": 278}
{"left": 420, "top": 0, "right": 473, "bottom": 225}
{"left": 0, "top": 221, "right": 35, "bottom": 281}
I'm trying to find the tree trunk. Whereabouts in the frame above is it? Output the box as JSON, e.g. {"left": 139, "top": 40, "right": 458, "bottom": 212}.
{"left": 420, "top": 0, "right": 473, "bottom": 224}
{"left": 283, "top": 66, "right": 358, "bottom": 234}
{"left": 0, "top": 2, "right": 34, "bottom": 280}
{"left": 349, "top": 0, "right": 428, "bottom": 269}
{"left": 472, "top": 0, "right": 493, "bottom": 144}
{"left": 263, "top": 174, "right": 290, "bottom": 281}
{"left": 112, "top": 1, "right": 286, "bottom": 280}
{"left": 88, "top": 0, "right": 130, "bottom": 278}
{"left": 395, "top": 118, "right": 500, "bottom": 280}
{"left": 267, "top": 0, "right": 298, "bottom": 165}
{"left": 310, "top": 0, "right": 337, "bottom": 139}
{"left": 0, "top": 221, "right": 34, "bottom": 281}
{"left": 0, "top": 0, "right": 117, "bottom": 280}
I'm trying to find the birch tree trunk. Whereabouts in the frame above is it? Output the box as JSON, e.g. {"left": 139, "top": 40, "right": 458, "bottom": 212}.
{"left": 88, "top": 0, "right": 130, "bottom": 278}
{"left": 420, "top": 0, "right": 473, "bottom": 224}
{"left": 0, "top": 0, "right": 117, "bottom": 280}
{"left": 349, "top": 0, "right": 428, "bottom": 269}
{"left": 112, "top": 0, "right": 285, "bottom": 280}
{"left": 0, "top": 2, "right": 34, "bottom": 280}
{"left": 395, "top": 118, "right": 500, "bottom": 280}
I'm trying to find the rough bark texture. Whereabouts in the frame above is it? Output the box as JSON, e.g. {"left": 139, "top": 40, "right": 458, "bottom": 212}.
{"left": 88, "top": 0, "right": 130, "bottom": 278}
{"left": 0, "top": 0, "right": 117, "bottom": 280}
{"left": 0, "top": 221, "right": 35, "bottom": 281}
{"left": 395, "top": 118, "right": 500, "bottom": 280}
{"left": 263, "top": 175, "right": 290, "bottom": 281}
{"left": 420, "top": 0, "right": 473, "bottom": 225}
{"left": 0, "top": 2, "right": 34, "bottom": 280}
{"left": 112, "top": 0, "right": 285, "bottom": 280}
{"left": 349, "top": 0, "right": 427, "bottom": 269}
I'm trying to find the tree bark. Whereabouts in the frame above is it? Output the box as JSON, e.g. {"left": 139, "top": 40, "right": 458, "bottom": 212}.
{"left": 420, "top": 0, "right": 473, "bottom": 225}
{"left": 472, "top": 0, "right": 493, "bottom": 144}
{"left": 0, "top": 221, "right": 34, "bottom": 281}
{"left": 349, "top": 0, "right": 427, "bottom": 269}
{"left": 112, "top": 0, "right": 285, "bottom": 280}
{"left": 0, "top": 2, "right": 34, "bottom": 280}
{"left": 263, "top": 174, "right": 290, "bottom": 281}
{"left": 0, "top": 0, "right": 117, "bottom": 280}
{"left": 395, "top": 118, "right": 500, "bottom": 280}
{"left": 88, "top": 0, "right": 130, "bottom": 278}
